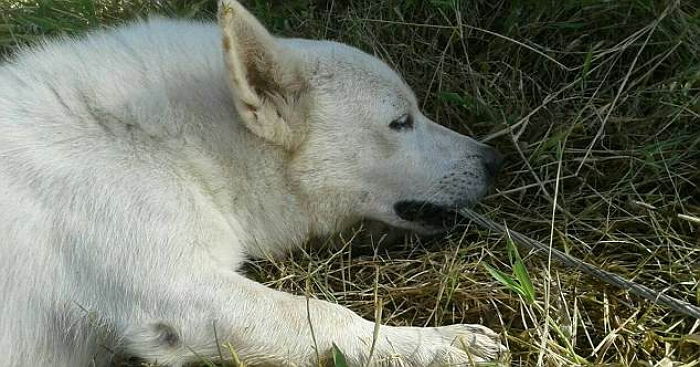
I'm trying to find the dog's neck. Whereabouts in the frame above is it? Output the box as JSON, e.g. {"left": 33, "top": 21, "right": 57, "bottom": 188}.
{"left": 235, "top": 153, "right": 362, "bottom": 260}
{"left": 186, "top": 135, "right": 359, "bottom": 261}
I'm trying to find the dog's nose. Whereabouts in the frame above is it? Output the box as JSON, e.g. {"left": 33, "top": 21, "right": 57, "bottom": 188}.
{"left": 480, "top": 146, "right": 504, "bottom": 178}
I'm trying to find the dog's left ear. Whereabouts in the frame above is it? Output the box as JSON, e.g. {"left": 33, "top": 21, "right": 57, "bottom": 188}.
{"left": 218, "top": 0, "right": 308, "bottom": 150}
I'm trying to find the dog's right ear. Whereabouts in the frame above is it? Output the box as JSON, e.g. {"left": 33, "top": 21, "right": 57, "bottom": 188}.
{"left": 218, "top": 0, "right": 308, "bottom": 151}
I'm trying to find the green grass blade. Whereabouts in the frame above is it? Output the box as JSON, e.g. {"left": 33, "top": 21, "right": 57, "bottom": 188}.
{"left": 506, "top": 233, "right": 535, "bottom": 304}
{"left": 332, "top": 343, "right": 349, "bottom": 367}
{"left": 483, "top": 263, "right": 526, "bottom": 299}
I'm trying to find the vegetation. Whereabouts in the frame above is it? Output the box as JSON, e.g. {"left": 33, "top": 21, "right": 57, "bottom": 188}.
{"left": 2, "top": 0, "right": 698, "bottom": 365}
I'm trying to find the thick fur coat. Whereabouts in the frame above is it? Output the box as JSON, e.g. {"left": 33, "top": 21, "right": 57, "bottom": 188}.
{"left": 0, "top": 1, "right": 505, "bottom": 365}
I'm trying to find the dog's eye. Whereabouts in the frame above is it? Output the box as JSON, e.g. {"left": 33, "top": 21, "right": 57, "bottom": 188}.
{"left": 389, "top": 114, "right": 413, "bottom": 131}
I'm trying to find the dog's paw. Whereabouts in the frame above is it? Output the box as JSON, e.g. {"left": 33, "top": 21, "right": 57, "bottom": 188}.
{"left": 427, "top": 324, "right": 507, "bottom": 364}
{"left": 371, "top": 324, "right": 508, "bottom": 366}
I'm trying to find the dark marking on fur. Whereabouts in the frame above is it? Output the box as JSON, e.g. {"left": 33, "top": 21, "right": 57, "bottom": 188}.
{"left": 153, "top": 322, "right": 180, "bottom": 348}
{"left": 75, "top": 93, "right": 164, "bottom": 142}
{"left": 46, "top": 83, "right": 76, "bottom": 117}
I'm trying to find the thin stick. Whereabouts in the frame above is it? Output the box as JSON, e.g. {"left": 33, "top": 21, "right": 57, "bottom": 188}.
{"left": 458, "top": 208, "right": 700, "bottom": 320}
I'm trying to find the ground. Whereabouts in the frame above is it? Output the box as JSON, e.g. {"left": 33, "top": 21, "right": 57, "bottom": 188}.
{"left": 1, "top": 0, "right": 698, "bottom": 366}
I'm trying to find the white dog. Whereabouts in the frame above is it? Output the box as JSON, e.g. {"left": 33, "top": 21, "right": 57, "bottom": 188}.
{"left": 0, "top": 1, "right": 506, "bottom": 365}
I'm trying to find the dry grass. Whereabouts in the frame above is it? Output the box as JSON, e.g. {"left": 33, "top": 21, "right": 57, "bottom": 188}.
{"left": 1, "top": 0, "right": 699, "bottom": 366}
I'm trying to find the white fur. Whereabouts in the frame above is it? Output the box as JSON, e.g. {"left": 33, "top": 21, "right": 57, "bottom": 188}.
{"left": 0, "top": 1, "right": 505, "bottom": 365}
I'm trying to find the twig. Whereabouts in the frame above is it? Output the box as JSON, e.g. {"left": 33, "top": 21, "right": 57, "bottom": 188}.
{"left": 458, "top": 208, "right": 700, "bottom": 320}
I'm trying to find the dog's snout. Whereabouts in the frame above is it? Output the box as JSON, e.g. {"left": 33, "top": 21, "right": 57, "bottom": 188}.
{"left": 480, "top": 146, "right": 504, "bottom": 178}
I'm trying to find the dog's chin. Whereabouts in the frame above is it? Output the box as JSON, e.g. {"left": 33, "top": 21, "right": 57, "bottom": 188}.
{"left": 392, "top": 200, "right": 469, "bottom": 233}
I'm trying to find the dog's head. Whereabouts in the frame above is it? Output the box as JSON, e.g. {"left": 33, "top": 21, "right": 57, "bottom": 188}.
{"left": 218, "top": 0, "right": 502, "bottom": 234}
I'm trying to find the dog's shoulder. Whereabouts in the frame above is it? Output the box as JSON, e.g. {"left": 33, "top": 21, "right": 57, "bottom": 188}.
{"left": 0, "top": 17, "right": 233, "bottom": 144}
{"left": 2, "top": 17, "right": 219, "bottom": 73}
{"left": 0, "top": 17, "right": 222, "bottom": 104}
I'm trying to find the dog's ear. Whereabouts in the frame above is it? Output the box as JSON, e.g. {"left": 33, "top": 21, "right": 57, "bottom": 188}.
{"left": 218, "top": 0, "right": 308, "bottom": 150}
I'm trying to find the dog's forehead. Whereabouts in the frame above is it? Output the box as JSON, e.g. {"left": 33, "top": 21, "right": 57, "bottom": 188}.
{"left": 288, "top": 39, "right": 415, "bottom": 105}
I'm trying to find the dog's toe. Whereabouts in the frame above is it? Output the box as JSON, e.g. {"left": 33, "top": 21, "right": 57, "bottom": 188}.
{"left": 432, "top": 324, "right": 509, "bottom": 363}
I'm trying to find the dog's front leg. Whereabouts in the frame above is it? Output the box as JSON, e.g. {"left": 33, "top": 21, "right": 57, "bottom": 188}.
{"left": 122, "top": 269, "right": 505, "bottom": 366}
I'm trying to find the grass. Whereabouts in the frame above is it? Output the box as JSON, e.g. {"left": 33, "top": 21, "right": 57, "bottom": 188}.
{"left": 2, "top": 0, "right": 699, "bottom": 365}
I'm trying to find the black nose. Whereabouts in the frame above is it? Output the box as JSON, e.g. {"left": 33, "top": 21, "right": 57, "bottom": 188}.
{"left": 481, "top": 146, "right": 504, "bottom": 178}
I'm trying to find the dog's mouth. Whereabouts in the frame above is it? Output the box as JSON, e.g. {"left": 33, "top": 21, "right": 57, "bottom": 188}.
{"left": 393, "top": 200, "right": 464, "bottom": 228}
